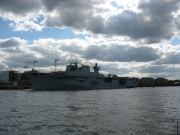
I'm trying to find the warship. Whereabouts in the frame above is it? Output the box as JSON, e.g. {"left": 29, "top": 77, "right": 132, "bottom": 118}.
{"left": 26, "top": 61, "right": 140, "bottom": 90}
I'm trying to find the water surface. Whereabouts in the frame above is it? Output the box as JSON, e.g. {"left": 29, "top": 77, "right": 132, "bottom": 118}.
{"left": 0, "top": 86, "right": 180, "bottom": 134}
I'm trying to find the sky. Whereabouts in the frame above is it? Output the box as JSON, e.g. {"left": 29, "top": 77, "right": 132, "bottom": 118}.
{"left": 0, "top": 0, "right": 180, "bottom": 80}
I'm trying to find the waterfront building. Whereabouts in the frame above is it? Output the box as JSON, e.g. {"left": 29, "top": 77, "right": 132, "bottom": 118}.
{"left": 155, "top": 78, "right": 168, "bottom": 85}
{"left": 141, "top": 77, "right": 155, "bottom": 85}
{"left": 0, "top": 71, "right": 19, "bottom": 83}
{"left": 0, "top": 71, "right": 32, "bottom": 88}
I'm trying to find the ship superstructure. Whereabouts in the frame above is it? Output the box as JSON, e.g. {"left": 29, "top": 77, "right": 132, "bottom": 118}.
{"left": 27, "top": 62, "right": 140, "bottom": 90}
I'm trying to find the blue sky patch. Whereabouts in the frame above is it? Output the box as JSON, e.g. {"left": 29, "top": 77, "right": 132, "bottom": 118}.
{"left": 110, "top": 1, "right": 123, "bottom": 9}
{"left": 0, "top": 17, "right": 90, "bottom": 45}
{"left": 169, "top": 36, "right": 180, "bottom": 46}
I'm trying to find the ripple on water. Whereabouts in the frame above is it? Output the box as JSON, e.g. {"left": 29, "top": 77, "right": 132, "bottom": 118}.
{"left": 0, "top": 87, "right": 180, "bottom": 135}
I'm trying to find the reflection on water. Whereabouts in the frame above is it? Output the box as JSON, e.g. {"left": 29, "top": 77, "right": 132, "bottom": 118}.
{"left": 0, "top": 87, "right": 180, "bottom": 134}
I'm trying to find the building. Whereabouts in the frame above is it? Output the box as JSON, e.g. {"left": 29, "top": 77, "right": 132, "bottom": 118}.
{"left": 0, "top": 71, "right": 19, "bottom": 82}
{"left": 0, "top": 71, "right": 32, "bottom": 88}
{"left": 141, "top": 77, "right": 155, "bottom": 85}
{"left": 155, "top": 78, "right": 168, "bottom": 85}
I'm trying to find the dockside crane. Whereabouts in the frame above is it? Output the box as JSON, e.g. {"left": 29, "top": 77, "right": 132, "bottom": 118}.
{"left": 32, "top": 61, "right": 38, "bottom": 71}
{"left": 48, "top": 45, "right": 59, "bottom": 72}
{"left": 54, "top": 59, "right": 59, "bottom": 72}
{"left": 51, "top": 52, "right": 59, "bottom": 72}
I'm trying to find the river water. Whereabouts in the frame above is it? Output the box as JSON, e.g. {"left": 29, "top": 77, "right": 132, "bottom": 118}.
{"left": 0, "top": 86, "right": 180, "bottom": 135}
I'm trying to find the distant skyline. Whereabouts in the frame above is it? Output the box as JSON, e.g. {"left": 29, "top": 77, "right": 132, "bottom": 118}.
{"left": 0, "top": 0, "right": 180, "bottom": 79}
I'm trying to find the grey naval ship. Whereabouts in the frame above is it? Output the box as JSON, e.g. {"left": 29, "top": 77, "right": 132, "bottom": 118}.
{"left": 27, "top": 62, "right": 140, "bottom": 90}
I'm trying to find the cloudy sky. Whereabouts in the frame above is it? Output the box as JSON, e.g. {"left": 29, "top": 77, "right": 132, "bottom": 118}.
{"left": 0, "top": 0, "right": 180, "bottom": 80}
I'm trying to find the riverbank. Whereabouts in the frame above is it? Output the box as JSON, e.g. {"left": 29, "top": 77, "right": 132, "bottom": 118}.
{"left": 0, "top": 86, "right": 32, "bottom": 90}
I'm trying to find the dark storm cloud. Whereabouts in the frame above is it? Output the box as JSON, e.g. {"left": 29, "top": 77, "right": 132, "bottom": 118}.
{"left": 45, "top": 9, "right": 90, "bottom": 29}
{"left": 105, "top": 10, "right": 171, "bottom": 43}
{"left": 86, "top": 15, "right": 104, "bottom": 33}
{"left": 138, "top": 0, "right": 179, "bottom": 17}
{"left": 152, "top": 52, "right": 180, "bottom": 65}
{"left": 82, "top": 44, "right": 161, "bottom": 62}
{"left": 42, "top": 0, "right": 95, "bottom": 12}
{"left": 105, "top": 0, "right": 180, "bottom": 43}
{"left": 42, "top": 0, "right": 180, "bottom": 43}
{"left": 137, "top": 0, "right": 180, "bottom": 42}
{"left": 174, "top": 15, "right": 180, "bottom": 30}
{"left": 0, "top": 0, "right": 41, "bottom": 16}
{"left": 42, "top": 0, "right": 105, "bottom": 30}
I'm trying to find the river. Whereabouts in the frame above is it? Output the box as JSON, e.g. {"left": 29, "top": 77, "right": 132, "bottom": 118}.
{"left": 0, "top": 86, "right": 180, "bottom": 135}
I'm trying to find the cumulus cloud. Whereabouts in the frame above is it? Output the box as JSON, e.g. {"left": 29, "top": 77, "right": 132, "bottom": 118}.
{"left": 42, "top": 0, "right": 180, "bottom": 43}
{"left": 98, "top": 62, "right": 133, "bottom": 75}
{"left": 0, "top": 37, "right": 27, "bottom": 48}
{"left": 14, "top": 20, "right": 43, "bottom": 31}
{"left": 42, "top": 0, "right": 107, "bottom": 31}
{"left": 132, "top": 63, "right": 180, "bottom": 79}
{"left": 61, "top": 44, "right": 162, "bottom": 62}
{"left": 0, "top": 0, "right": 180, "bottom": 44}
{"left": 0, "top": 0, "right": 42, "bottom": 16}
{"left": 137, "top": 65, "right": 166, "bottom": 73}
{"left": 1, "top": 37, "right": 180, "bottom": 79}
{"left": 0, "top": 38, "right": 71, "bottom": 70}
{"left": 0, "top": 62, "right": 7, "bottom": 70}
{"left": 1, "top": 0, "right": 180, "bottom": 79}
{"left": 32, "top": 38, "right": 162, "bottom": 63}
{"left": 152, "top": 52, "right": 180, "bottom": 65}
{"left": 0, "top": 37, "right": 162, "bottom": 70}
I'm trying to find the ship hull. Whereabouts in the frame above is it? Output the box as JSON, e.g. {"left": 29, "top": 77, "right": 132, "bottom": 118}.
{"left": 27, "top": 73, "right": 139, "bottom": 90}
